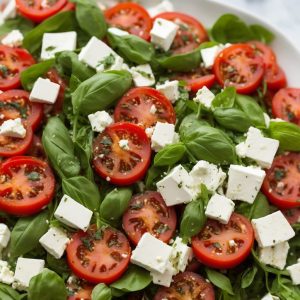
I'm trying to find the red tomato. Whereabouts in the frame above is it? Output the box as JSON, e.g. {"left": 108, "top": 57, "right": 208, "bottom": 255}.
{"left": 67, "top": 226, "right": 131, "bottom": 284}
{"left": 16, "top": 0, "right": 67, "bottom": 23}
{"left": 272, "top": 88, "right": 300, "bottom": 124}
{"left": 93, "top": 122, "right": 151, "bottom": 186}
{"left": 282, "top": 207, "right": 300, "bottom": 225}
{"left": 105, "top": 3, "right": 152, "bottom": 40}
{"left": 67, "top": 282, "right": 93, "bottom": 300}
{"left": 213, "top": 44, "right": 264, "bottom": 94}
{"left": 154, "top": 12, "right": 208, "bottom": 54}
{"left": 262, "top": 153, "right": 300, "bottom": 208}
{"left": 114, "top": 87, "right": 176, "bottom": 128}
{"left": 0, "top": 46, "right": 35, "bottom": 91}
{"left": 154, "top": 272, "right": 215, "bottom": 300}
{"left": 0, "top": 90, "right": 43, "bottom": 130}
{"left": 265, "top": 64, "right": 287, "bottom": 91}
{"left": 61, "top": 1, "right": 75, "bottom": 12}
{"left": 0, "top": 156, "right": 55, "bottom": 215}
{"left": 186, "top": 257, "right": 202, "bottom": 273}
{"left": 26, "top": 135, "right": 45, "bottom": 159}
{"left": 122, "top": 191, "right": 177, "bottom": 245}
{"left": 192, "top": 213, "right": 254, "bottom": 269}
{"left": 68, "top": 288, "right": 92, "bottom": 300}
{"left": 247, "top": 41, "right": 276, "bottom": 67}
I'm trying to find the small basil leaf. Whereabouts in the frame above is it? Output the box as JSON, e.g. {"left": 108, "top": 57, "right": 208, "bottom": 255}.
{"left": 249, "top": 193, "right": 270, "bottom": 220}
{"left": 0, "top": 16, "right": 34, "bottom": 35}
{"left": 205, "top": 268, "right": 234, "bottom": 295}
{"left": 212, "top": 86, "right": 236, "bottom": 109}
{"left": 241, "top": 266, "right": 258, "bottom": 288}
{"left": 91, "top": 283, "right": 112, "bottom": 300}
{"left": 145, "top": 165, "right": 165, "bottom": 189}
{"left": 249, "top": 24, "right": 275, "bottom": 44}
{"left": 46, "top": 253, "right": 70, "bottom": 276}
{"left": 0, "top": 283, "right": 21, "bottom": 300}
{"left": 154, "top": 143, "right": 186, "bottom": 167}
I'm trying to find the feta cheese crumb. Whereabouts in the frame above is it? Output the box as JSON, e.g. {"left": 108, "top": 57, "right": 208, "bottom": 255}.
{"left": 287, "top": 261, "right": 300, "bottom": 285}
{"left": 1, "top": 30, "right": 23, "bottom": 47}
{"left": 130, "top": 64, "right": 155, "bottom": 87}
{"left": 170, "top": 237, "right": 193, "bottom": 273}
{"left": 0, "top": 224, "right": 10, "bottom": 248}
{"left": 108, "top": 27, "right": 129, "bottom": 36}
{"left": 0, "top": 118, "right": 26, "bottom": 138}
{"left": 145, "top": 127, "right": 154, "bottom": 138}
{"left": 88, "top": 111, "right": 113, "bottom": 132}
{"left": 193, "top": 86, "right": 215, "bottom": 108}
{"left": 151, "top": 122, "right": 178, "bottom": 152}
{"left": 119, "top": 139, "right": 130, "bottom": 150}
{"left": 150, "top": 104, "right": 157, "bottom": 114}
{"left": 156, "top": 80, "right": 180, "bottom": 103}
{"left": 261, "top": 293, "right": 280, "bottom": 300}
{"left": 0, "top": 260, "right": 14, "bottom": 285}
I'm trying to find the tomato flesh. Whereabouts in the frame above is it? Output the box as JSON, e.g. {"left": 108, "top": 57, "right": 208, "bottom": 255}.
{"left": 282, "top": 207, "right": 300, "bottom": 225}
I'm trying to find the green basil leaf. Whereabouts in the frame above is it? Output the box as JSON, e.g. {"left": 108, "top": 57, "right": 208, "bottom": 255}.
{"left": 99, "top": 188, "right": 132, "bottom": 224}
{"left": 72, "top": 70, "right": 132, "bottom": 115}
{"left": 205, "top": 268, "right": 234, "bottom": 295}
{"left": 145, "top": 165, "right": 165, "bottom": 189}
{"left": 46, "top": 253, "right": 70, "bottom": 276}
{"left": 23, "top": 11, "right": 77, "bottom": 54}
{"left": 110, "top": 265, "right": 152, "bottom": 292}
{"left": 212, "top": 87, "right": 236, "bottom": 109}
{"left": 62, "top": 176, "right": 101, "bottom": 212}
{"left": 268, "top": 121, "right": 300, "bottom": 151}
{"left": 21, "top": 59, "right": 55, "bottom": 91}
{"left": 249, "top": 24, "right": 275, "bottom": 44}
{"left": 0, "top": 16, "right": 34, "bottom": 35}
{"left": 28, "top": 269, "right": 67, "bottom": 300}
{"left": 107, "top": 32, "right": 154, "bottom": 64}
{"left": 9, "top": 210, "right": 49, "bottom": 257}
{"left": 0, "top": 283, "right": 21, "bottom": 300}
{"left": 241, "top": 266, "right": 258, "bottom": 288}
{"left": 91, "top": 283, "right": 112, "bottom": 300}
{"left": 249, "top": 193, "right": 270, "bottom": 220}
{"left": 154, "top": 143, "right": 186, "bottom": 167}
{"left": 42, "top": 117, "right": 80, "bottom": 179}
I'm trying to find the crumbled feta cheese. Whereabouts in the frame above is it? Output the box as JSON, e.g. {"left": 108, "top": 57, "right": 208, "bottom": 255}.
{"left": 150, "top": 18, "right": 179, "bottom": 51}
{"left": 0, "top": 118, "right": 26, "bottom": 138}
{"left": 252, "top": 211, "right": 295, "bottom": 247}
{"left": 0, "top": 260, "right": 14, "bottom": 285}
{"left": 156, "top": 80, "right": 180, "bottom": 103}
{"left": 130, "top": 64, "right": 155, "bottom": 87}
{"left": 270, "top": 118, "right": 285, "bottom": 123}
{"left": 145, "top": 126, "right": 154, "bottom": 138}
{"left": 147, "top": 0, "right": 174, "bottom": 17}
{"left": 287, "top": 262, "right": 300, "bottom": 285}
{"left": 235, "top": 142, "right": 247, "bottom": 157}
{"left": 261, "top": 293, "right": 280, "bottom": 300}
{"left": 226, "top": 165, "right": 266, "bottom": 204}
{"left": 41, "top": 32, "right": 77, "bottom": 60}
{"left": 119, "top": 139, "right": 130, "bottom": 150}
{"left": 88, "top": 111, "right": 113, "bottom": 132}
{"left": 171, "top": 237, "right": 193, "bottom": 273}
{"left": 150, "top": 261, "right": 176, "bottom": 287}
{"left": 150, "top": 104, "right": 157, "bottom": 114}
{"left": 108, "top": 27, "right": 129, "bottom": 36}
{"left": 1, "top": 0, "right": 16, "bottom": 21}
{"left": 193, "top": 86, "right": 215, "bottom": 108}
{"left": 0, "top": 224, "right": 10, "bottom": 248}
{"left": 205, "top": 194, "right": 235, "bottom": 224}
{"left": 151, "top": 122, "right": 177, "bottom": 152}
{"left": 1, "top": 30, "right": 23, "bottom": 47}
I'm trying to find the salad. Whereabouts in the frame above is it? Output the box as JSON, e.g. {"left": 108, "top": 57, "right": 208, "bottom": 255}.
{"left": 0, "top": 0, "right": 300, "bottom": 299}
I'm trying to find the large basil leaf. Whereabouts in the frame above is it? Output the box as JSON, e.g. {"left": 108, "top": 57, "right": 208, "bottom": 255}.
{"left": 42, "top": 117, "right": 80, "bottom": 179}
{"left": 28, "top": 269, "right": 67, "bottom": 300}
{"left": 205, "top": 268, "right": 234, "bottom": 295}
{"left": 0, "top": 16, "right": 34, "bottom": 35}
{"left": 249, "top": 24, "right": 275, "bottom": 44}
{"left": 154, "top": 143, "right": 186, "bottom": 167}
{"left": 107, "top": 32, "right": 154, "bottom": 65}
{"left": 0, "top": 283, "right": 21, "bottom": 300}
{"left": 212, "top": 87, "right": 236, "bottom": 109}
{"left": 9, "top": 210, "right": 49, "bottom": 257}
{"left": 179, "top": 114, "right": 209, "bottom": 141}
{"left": 72, "top": 70, "right": 132, "bottom": 115}
{"left": 92, "top": 284, "right": 112, "bottom": 300}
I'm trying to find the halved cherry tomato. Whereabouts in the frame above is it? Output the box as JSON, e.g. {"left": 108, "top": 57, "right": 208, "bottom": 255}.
{"left": 186, "top": 257, "right": 202, "bottom": 273}
{"left": 0, "top": 46, "right": 35, "bottom": 90}
{"left": 154, "top": 272, "right": 215, "bottom": 300}
{"left": 67, "top": 226, "right": 131, "bottom": 284}
{"left": 265, "top": 64, "right": 287, "bottom": 91}
{"left": 272, "top": 88, "right": 300, "bottom": 124}
{"left": 93, "top": 122, "right": 151, "bottom": 186}
{"left": 0, "top": 90, "right": 43, "bottom": 130}
{"left": 213, "top": 44, "right": 264, "bottom": 94}
{"left": 247, "top": 41, "right": 276, "bottom": 67}
{"left": 0, "top": 156, "right": 55, "bottom": 215}
{"left": 61, "top": 1, "right": 75, "bottom": 12}
{"left": 154, "top": 12, "right": 208, "bottom": 54}
{"left": 16, "top": 0, "right": 67, "bottom": 23}
{"left": 282, "top": 207, "right": 300, "bottom": 225}
{"left": 105, "top": 2, "right": 152, "bottom": 40}
{"left": 114, "top": 87, "right": 176, "bottom": 128}
{"left": 68, "top": 287, "right": 92, "bottom": 300}
{"left": 192, "top": 213, "right": 254, "bottom": 269}
{"left": 262, "top": 153, "right": 300, "bottom": 208}
{"left": 122, "top": 191, "right": 177, "bottom": 245}
{"left": 26, "top": 135, "right": 45, "bottom": 159}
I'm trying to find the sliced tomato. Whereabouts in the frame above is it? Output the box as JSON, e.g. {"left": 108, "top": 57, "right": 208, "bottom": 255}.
{"left": 192, "top": 213, "right": 254, "bottom": 269}
{"left": 272, "top": 88, "right": 300, "bottom": 124}
{"left": 67, "top": 281, "right": 93, "bottom": 300}
{"left": 186, "top": 257, "right": 202, "bottom": 273}
{"left": 282, "top": 207, "right": 300, "bottom": 225}
{"left": 0, "top": 46, "right": 35, "bottom": 91}
{"left": 68, "top": 287, "right": 92, "bottom": 300}
{"left": 213, "top": 44, "right": 264, "bottom": 94}
{"left": 154, "top": 12, "right": 208, "bottom": 54}
{"left": 93, "top": 122, "right": 151, "bottom": 186}
{"left": 265, "top": 64, "right": 287, "bottom": 91}
{"left": 105, "top": 2, "right": 152, "bottom": 40}
{"left": 16, "top": 0, "right": 67, "bottom": 23}
{"left": 114, "top": 87, "right": 176, "bottom": 128}
{"left": 67, "top": 226, "right": 131, "bottom": 284}
{"left": 247, "top": 41, "right": 276, "bottom": 67}
{"left": 122, "top": 191, "right": 177, "bottom": 245}
{"left": 0, "top": 90, "right": 43, "bottom": 130}
{"left": 154, "top": 272, "right": 215, "bottom": 300}
{"left": 26, "top": 135, "right": 45, "bottom": 159}
{"left": 0, "top": 156, "right": 55, "bottom": 215}
{"left": 61, "top": 1, "right": 75, "bottom": 12}
{"left": 262, "top": 153, "right": 300, "bottom": 208}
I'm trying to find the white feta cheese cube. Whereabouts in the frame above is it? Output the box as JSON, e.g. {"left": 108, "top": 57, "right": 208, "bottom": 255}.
{"left": 54, "top": 195, "right": 93, "bottom": 231}
{"left": 130, "top": 64, "right": 155, "bottom": 87}
{"left": 150, "top": 261, "right": 175, "bottom": 287}
{"left": 0, "top": 261, "right": 14, "bottom": 285}
{"left": 41, "top": 32, "right": 77, "bottom": 60}
{"left": 150, "top": 18, "right": 179, "bottom": 51}
{"left": 88, "top": 111, "right": 113, "bottom": 132}
{"left": 29, "top": 77, "right": 60, "bottom": 105}
{"left": 189, "top": 160, "right": 226, "bottom": 193}
{"left": 151, "top": 122, "right": 177, "bottom": 152}
{"left": 1, "top": 30, "right": 23, "bottom": 47}
{"left": 261, "top": 293, "right": 280, "bottom": 300}
{"left": 287, "top": 262, "right": 300, "bottom": 285}
{"left": 108, "top": 27, "right": 129, "bottom": 36}
{"left": 39, "top": 227, "right": 70, "bottom": 259}
{"left": 131, "top": 233, "right": 173, "bottom": 273}
{"left": 171, "top": 237, "right": 193, "bottom": 273}
{"left": 1, "top": 0, "right": 16, "bottom": 21}
{"left": 78, "top": 37, "right": 123, "bottom": 72}
{"left": 148, "top": 0, "right": 174, "bottom": 17}
{"left": 14, "top": 258, "right": 45, "bottom": 289}
{"left": 156, "top": 80, "right": 180, "bottom": 103}
{"left": 258, "top": 241, "right": 289, "bottom": 270}
{"left": 157, "top": 165, "right": 195, "bottom": 206}
{"left": 200, "top": 45, "right": 224, "bottom": 69}
{"left": 252, "top": 211, "right": 295, "bottom": 247}
{"left": 0, "top": 118, "right": 26, "bottom": 138}
{"left": 205, "top": 194, "right": 235, "bottom": 224}
{"left": 193, "top": 86, "right": 215, "bottom": 108}
{"left": 226, "top": 165, "right": 266, "bottom": 204}
{"left": 0, "top": 224, "right": 10, "bottom": 248}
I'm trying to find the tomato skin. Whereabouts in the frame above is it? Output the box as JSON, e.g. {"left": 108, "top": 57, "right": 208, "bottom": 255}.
{"left": 26, "top": 135, "right": 46, "bottom": 159}
{"left": 175, "top": 73, "right": 215, "bottom": 93}
{"left": 265, "top": 64, "right": 287, "bottom": 91}
{"left": 68, "top": 285, "right": 93, "bottom": 300}
{"left": 61, "top": 1, "right": 75, "bottom": 12}
{"left": 0, "top": 156, "right": 55, "bottom": 215}
{"left": 282, "top": 208, "right": 300, "bottom": 225}
{"left": 262, "top": 153, "right": 300, "bottom": 209}
{"left": 213, "top": 44, "right": 264, "bottom": 94}
{"left": 192, "top": 213, "right": 254, "bottom": 269}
